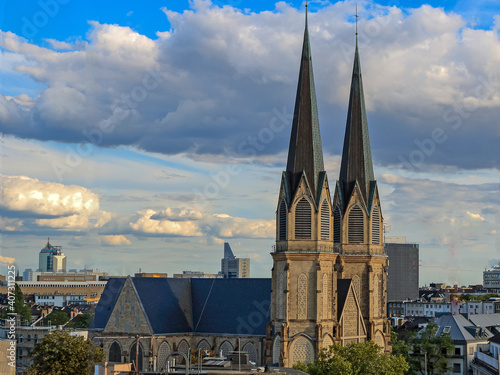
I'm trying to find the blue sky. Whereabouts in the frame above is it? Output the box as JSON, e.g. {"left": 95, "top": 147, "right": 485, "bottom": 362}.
{"left": 1, "top": 0, "right": 499, "bottom": 285}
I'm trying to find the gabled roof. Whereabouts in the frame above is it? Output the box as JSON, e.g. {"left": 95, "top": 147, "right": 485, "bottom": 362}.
{"left": 468, "top": 314, "right": 500, "bottom": 329}
{"left": 436, "top": 314, "right": 493, "bottom": 343}
{"left": 337, "top": 279, "right": 352, "bottom": 321}
{"left": 90, "top": 277, "right": 125, "bottom": 330}
{"left": 286, "top": 7, "right": 325, "bottom": 201}
{"left": 132, "top": 277, "right": 193, "bottom": 334}
{"left": 338, "top": 37, "right": 374, "bottom": 210}
{"left": 191, "top": 278, "right": 271, "bottom": 335}
{"left": 91, "top": 277, "right": 271, "bottom": 336}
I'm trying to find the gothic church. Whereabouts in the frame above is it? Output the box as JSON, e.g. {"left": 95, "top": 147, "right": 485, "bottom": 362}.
{"left": 90, "top": 8, "right": 390, "bottom": 371}
{"left": 266, "top": 8, "right": 390, "bottom": 367}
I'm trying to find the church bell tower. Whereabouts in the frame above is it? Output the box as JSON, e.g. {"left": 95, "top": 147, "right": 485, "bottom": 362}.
{"left": 267, "top": 6, "right": 338, "bottom": 367}
{"left": 266, "top": 6, "right": 390, "bottom": 368}
{"left": 332, "top": 35, "right": 389, "bottom": 347}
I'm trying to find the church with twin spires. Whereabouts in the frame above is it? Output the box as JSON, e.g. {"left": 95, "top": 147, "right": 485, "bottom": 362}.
{"left": 90, "top": 8, "right": 390, "bottom": 372}
{"left": 266, "top": 7, "right": 390, "bottom": 367}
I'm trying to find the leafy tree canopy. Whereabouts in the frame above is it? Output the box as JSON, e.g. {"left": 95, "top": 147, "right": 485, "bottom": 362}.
{"left": 406, "top": 322, "right": 454, "bottom": 375}
{"left": 65, "top": 312, "right": 93, "bottom": 329}
{"left": 43, "top": 310, "right": 69, "bottom": 326}
{"left": 24, "top": 330, "right": 104, "bottom": 375}
{"left": 13, "top": 284, "right": 31, "bottom": 323}
{"left": 293, "top": 341, "right": 409, "bottom": 375}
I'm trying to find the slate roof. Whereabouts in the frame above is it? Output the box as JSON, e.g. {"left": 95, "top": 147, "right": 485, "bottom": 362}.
{"left": 436, "top": 314, "right": 493, "bottom": 343}
{"left": 338, "top": 37, "right": 375, "bottom": 211}
{"left": 91, "top": 277, "right": 271, "bottom": 337}
{"left": 285, "top": 7, "right": 325, "bottom": 202}
{"left": 467, "top": 314, "right": 500, "bottom": 329}
{"left": 337, "top": 279, "right": 352, "bottom": 321}
{"left": 90, "top": 277, "right": 125, "bottom": 330}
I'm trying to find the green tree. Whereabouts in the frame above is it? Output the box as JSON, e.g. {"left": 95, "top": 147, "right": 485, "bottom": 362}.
{"left": 293, "top": 341, "right": 409, "bottom": 375}
{"left": 43, "top": 311, "right": 69, "bottom": 326}
{"left": 66, "top": 312, "right": 94, "bottom": 329}
{"left": 24, "top": 330, "right": 104, "bottom": 375}
{"left": 11, "top": 283, "right": 32, "bottom": 323}
{"left": 391, "top": 328, "right": 414, "bottom": 374}
{"left": 407, "top": 322, "right": 454, "bottom": 375}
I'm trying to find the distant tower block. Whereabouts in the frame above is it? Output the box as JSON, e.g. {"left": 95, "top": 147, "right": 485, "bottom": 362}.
{"left": 220, "top": 243, "right": 250, "bottom": 278}
{"left": 39, "top": 238, "right": 66, "bottom": 272}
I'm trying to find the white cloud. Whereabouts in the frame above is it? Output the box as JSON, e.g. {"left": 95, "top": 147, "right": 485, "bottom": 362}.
{"left": 99, "top": 235, "right": 132, "bottom": 246}
{"left": 208, "top": 213, "right": 275, "bottom": 239}
{"left": 0, "top": 2, "right": 497, "bottom": 170}
{"left": 35, "top": 214, "right": 90, "bottom": 230}
{"left": 129, "top": 209, "right": 203, "bottom": 236}
{"left": 0, "top": 175, "right": 99, "bottom": 217}
{"left": 466, "top": 211, "right": 485, "bottom": 221}
{"left": 0, "top": 255, "right": 15, "bottom": 266}
{"left": 150, "top": 208, "right": 203, "bottom": 221}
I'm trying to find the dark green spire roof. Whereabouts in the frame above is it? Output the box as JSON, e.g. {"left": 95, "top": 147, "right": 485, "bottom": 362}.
{"left": 286, "top": 7, "right": 325, "bottom": 200}
{"left": 339, "top": 38, "right": 374, "bottom": 205}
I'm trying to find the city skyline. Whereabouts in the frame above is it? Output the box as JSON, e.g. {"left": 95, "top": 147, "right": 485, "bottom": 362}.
{"left": 1, "top": 0, "right": 499, "bottom": 285}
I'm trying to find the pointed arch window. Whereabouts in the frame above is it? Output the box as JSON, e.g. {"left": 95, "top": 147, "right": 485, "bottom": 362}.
{"left": 333, "top": 206, "right": 341, "bottom": 243}
{"left": 320, "top": 200, "right": 330, "bottom": 240}
{"left": 372, "top": 206, "right": 380, "bottom": 244}
{"left": 295, "top": 198, "right": 311, "bottom": 239}
{"left": 109, "top": 341, "right": 122, "bottom": 363}
{"left": 279, "top": 199, "right": 287, "bottom": 240}
{"left": 297, "top": 274, "right": 307, "bottom": 319}
{"left": 348, "top": 206, "right": 364, "bottom": 243}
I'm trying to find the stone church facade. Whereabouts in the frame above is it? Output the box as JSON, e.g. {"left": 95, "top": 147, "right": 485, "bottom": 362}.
{"left": 265, "top": 8, "right": 390, "bottom": 367}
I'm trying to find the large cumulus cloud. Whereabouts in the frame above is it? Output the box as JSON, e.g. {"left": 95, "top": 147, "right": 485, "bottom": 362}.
{"left": 0, "top": 0, "right": 498, "bottom": 171}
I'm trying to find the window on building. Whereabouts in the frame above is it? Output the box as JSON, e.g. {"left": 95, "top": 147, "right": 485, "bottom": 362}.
{"left": 453, "top": 363, "right": 461, "bottom": 373}
{"left": 371, "top": 206, "right": 380, "bottom": 244}
{"left": 348, "top": 206, "right": 364, "bottom": 243}
{"left": 454, "top": 347, "right": 461, "bottom": 356}
{"left": 295, "top": 198, "right": 311, "bottom": 239}
{"left": 279, "top": 199, "right": 287, "bottom": 240}
{"left": 333, "top": 206, "right": 341, "bottom": 243}
{"left": 320, "top": 200, "right": 330, "bottom": 240}
{"left": 443, "top": 326, "right": 451, "bottom": 334}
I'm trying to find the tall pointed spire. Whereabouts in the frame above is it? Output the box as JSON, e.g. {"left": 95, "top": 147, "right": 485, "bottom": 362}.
{"left": 338, "top": 35, "right": 374, "bottom": 206}
{"left": 286, "top": 3, "right": 325, "bottom": 200}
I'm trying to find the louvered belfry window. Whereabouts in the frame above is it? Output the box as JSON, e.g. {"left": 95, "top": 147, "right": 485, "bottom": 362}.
{"left": 333, "top": 207, "right": 341, "bottom": 243}
{"left": 295, "top": 198, "right": 312, "bottom": 239}
{"left": 320, "top": 200, "right": 330, "bottom": 240}
{"left": 372, "top": 206, "right": 380, "bottom": 244}
{"left": 279, "top": 199, "right": 287, "bottom": 240}
{"left": 348, "top": 206, "right": 364, "bottom": 243}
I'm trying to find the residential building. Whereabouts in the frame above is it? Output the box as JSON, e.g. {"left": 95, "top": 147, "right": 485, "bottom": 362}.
{"left": 34, "top": 293, "right": 87, "bottom": 307}
{"left": 404, "top": 300, "right": 453, "bottom": 317}
{"left": 484, "top": 264, "right": 500, "bottom": 294}
{"left": 435, "top": 314, "right": 492, "bottom": 375}
{"left": 385, "top": 236, "right": 419, "bottom": 301}
{"left": 461, "top": 300, "right": 500, "bottom": 316}
{"left": 0, "top": 280, "right": 107, "bottom": 304}
{"left": 23, "top": 268, "right": 107, "bottom": 282}
{"left": 172, "top": 271, "right": 221, "bottom": 278}
{"left": 220, "top": 243, "right": 250, "bottom": 278}
{"left": 134, "top": 272, "right": 168, "bottom": 278}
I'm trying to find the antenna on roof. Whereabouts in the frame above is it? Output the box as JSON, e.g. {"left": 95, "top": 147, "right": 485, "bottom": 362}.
{"left": 355, "top": 4, "right": 359, "bottom": 37}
